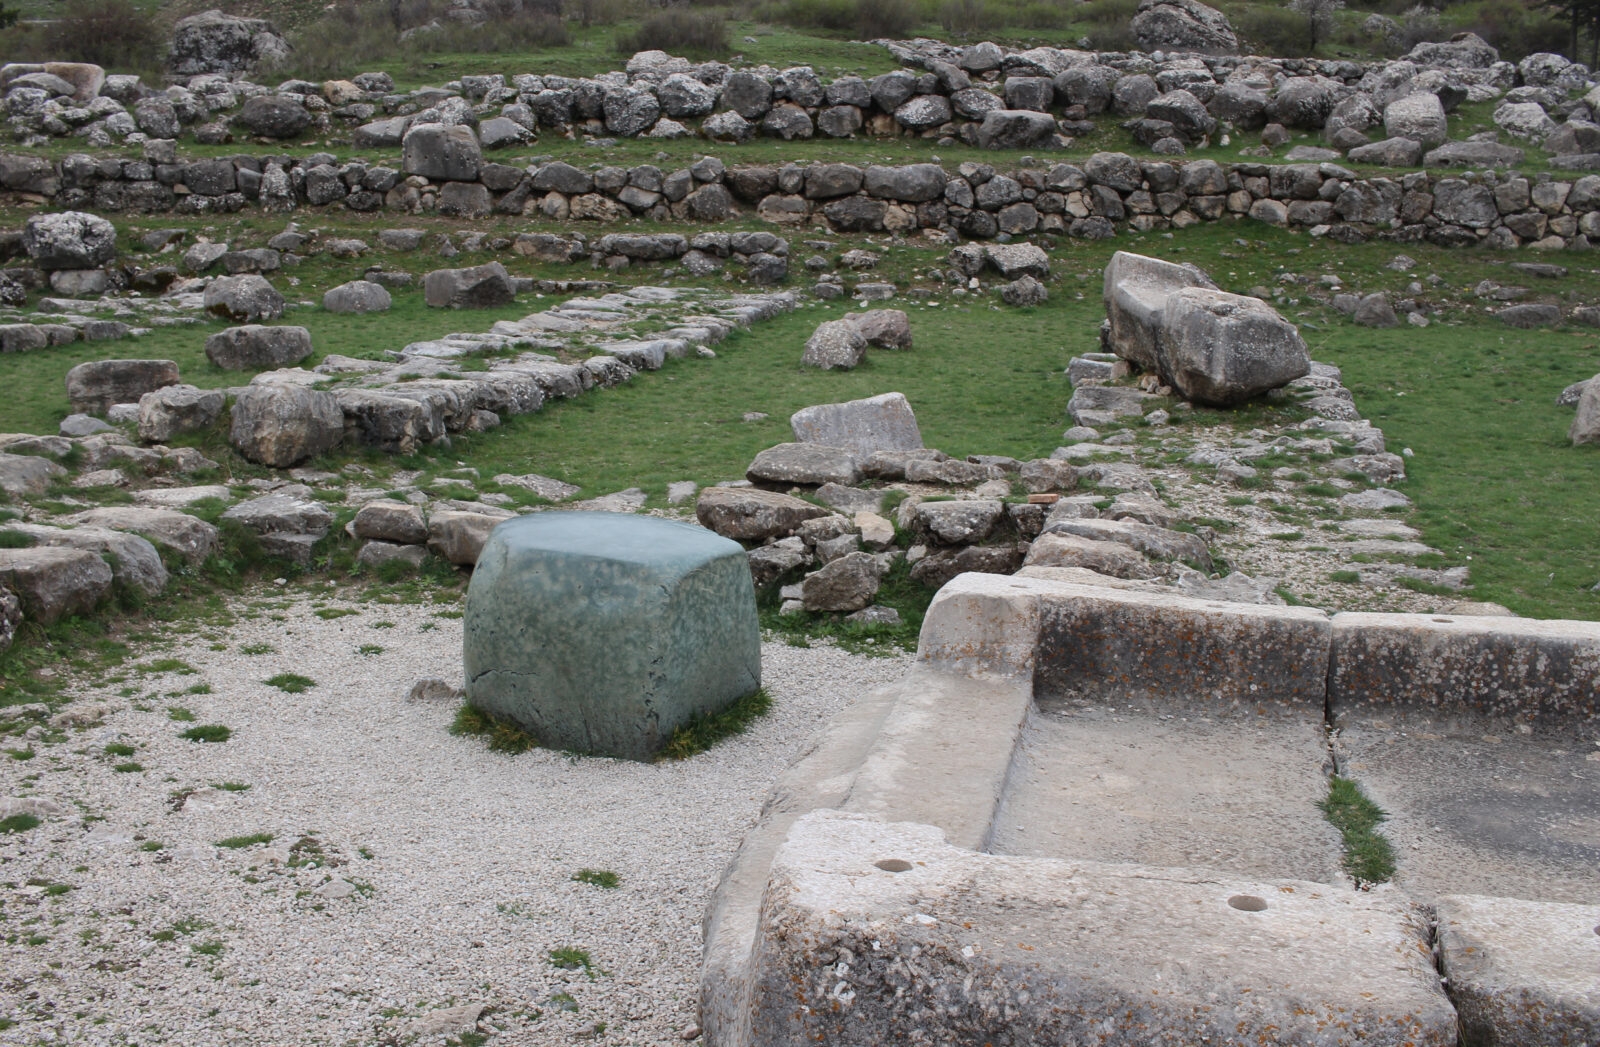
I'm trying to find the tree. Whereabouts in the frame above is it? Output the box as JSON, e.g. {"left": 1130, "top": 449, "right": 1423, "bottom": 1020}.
{"left": 1541, "top": 0, "right": 1600, "bottom": 66}
{"left": 1289, "top": 0, "right": 1345, "bottom": 53}
{"left": 0, "top": 3, "right": 18, "bottom": 29}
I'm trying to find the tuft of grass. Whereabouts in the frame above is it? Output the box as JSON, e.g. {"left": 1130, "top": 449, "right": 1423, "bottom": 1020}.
{"left": 239, "top": 642, "right": 275, "bottom": 655}
{"left": 113, "top": 762, "right": 143, "bottom": 773}
{"left": 181, "top": 724, "right": 231, "bottom": 743}
{"left": 357, "top": 643, "right": 384, "bottom": 656}
{"left": 573, "top": 868, "right": 621, "bottom": 889}
{"left": 314, "top": 607, "right": 359, "bottom": 620}
{"left": 215, "top": 832, "right": 274, "bottom": 849}
{"left": 167, "top": 706, "right": 196, "bottom": 722}
{"left": 214, "top": 781, "right": 251, "bottom": 791}
{"left": 548, "top": 945, "right": 595, "bottom": 974}
{"left": 139, "top": 840, "right": 165, "bottom": 852}
{"left": 1319, "top": 776, "right": 1397, "bottom": 888}
{"left": 658, "top": 688, "right": 772, "bottom": 761}
{"left": 264, "top": 673, "right": 315, "bottom": 694}
{"left": 104, "top": 742, "right": 136, "bottom": 757}
{"left": 140, "top": 658, "right": 197, "bottom": 675}
{"left": 450, "top": 704, "right": 540, "bottom": 754}
{"left": 192, "top": 939, "right": 225, "bottom": 956}
{"left": 0, "top": 813, "right": 41, "bottom": 834}
{"left": 1329, "top": 570, "right": 1361, "bottom": 584}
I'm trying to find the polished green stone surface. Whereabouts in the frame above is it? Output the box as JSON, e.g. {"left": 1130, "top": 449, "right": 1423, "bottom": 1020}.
{"left": 463, "top": 512, "right": 761, "bottom": 761}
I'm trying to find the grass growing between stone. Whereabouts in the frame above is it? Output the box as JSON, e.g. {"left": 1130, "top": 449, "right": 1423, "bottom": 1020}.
{"left": 1319, "top": 775, "right": 1397, "bottom": 888}
{"left": 450, "top": 703, "right": 541, "bottom": 755}
{"left": 658, "top": 687, "right": 772, "bottom": 760}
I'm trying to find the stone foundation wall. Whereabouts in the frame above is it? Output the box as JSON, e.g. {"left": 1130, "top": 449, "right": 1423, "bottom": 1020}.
{"left": 3, "top": 150, "right": 1598, "bottom": 251}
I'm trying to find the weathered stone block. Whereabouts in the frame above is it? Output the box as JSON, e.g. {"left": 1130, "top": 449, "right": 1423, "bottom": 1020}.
{"left": 1103, "top": 249, "right": 1216, "bottom": 371}
{"left": 747, "top": 811, "right": 1454, "bottom": 1047}
{"left": 1328, "top": 612, "right": 1600, "bottom": 723}
{"left": 464, "top": 512, "right": 760, "bottom": 761}
{"left": 1435, "top": 893, "right": 1600, "bottom": 1047}
{"left": 1033, "top": 581, "right": 1330, "bottom": 709}
{"left": 790, "top": 392, "right": 922, "bottom": 453}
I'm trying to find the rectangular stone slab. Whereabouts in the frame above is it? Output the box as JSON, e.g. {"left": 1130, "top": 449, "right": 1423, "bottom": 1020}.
{"left": 747, "top": 810, "right": 1456, "bottom": 1047}
{"left": 463, "top": 511, "right": 760, "bottom": 761}
{"left": 1328, "top": 612, "right": 1600, "bottom": 724}
{"left": 1030, "top": 581, "right": 1331, "bottom": 710}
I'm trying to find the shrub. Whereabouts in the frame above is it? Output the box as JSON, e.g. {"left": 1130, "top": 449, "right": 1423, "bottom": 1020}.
{"left": 1470, "top": 0, "right": 1568, "bottom": 62}
{"left": 289, "top": 3, "right": 401, "bottom": 80}
{"left": 615, "top": 8, "right": 728, "bottom": 54}
{"left": 938, "top": 0, "right": 991, "bottom": 37}
{"left": 409, "top": 10, "right": 571, "bottom": 52}
{"left": 1397, "top": 3, "right": 1445, "bottom": 51}
{"left": 41, "top": 0, "right": 164, "bottom": 72}
{"left": 1078, "top": 0, "right": 1136, "bottom": 49}
{"left": 1237, "top": 5, "right": 1313, "bottom": 55}
{"left": 774, "top": 0, "right": 916, "bottom": 37}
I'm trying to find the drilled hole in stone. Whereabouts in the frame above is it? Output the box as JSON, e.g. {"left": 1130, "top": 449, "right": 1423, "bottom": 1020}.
{"left": 1432, "top": 618, "right": 1453, "bottom": 624}
{"left": 1228, "top": 895, "right": 1268, "bottom": 912}
{"left": 874, "top": 859, "right": 912, "bottom": 873}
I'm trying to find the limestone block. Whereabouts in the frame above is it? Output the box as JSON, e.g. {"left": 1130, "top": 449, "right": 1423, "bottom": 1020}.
{"left": 790, "top": 392, "right": 922, "bottom": 453}
{"left": 1327, "top": 612, "right": 1600, "bottom": 723}
{"left": 1158, "top": 287, "right": 1310, "bottom": 406}
{"left": 747, "top": 811, "right": 1454, "bottom": 1047}
{"left": 1031, "top": 580, "right": 1330, "bottom": 709}
{"left": 1102, "top": 249, "right": 1217, "bottom": 371}
{"left": 464, "top": 512, "right": 760, "bottom": 761}
{"left": 0, "top": 546, "right": 113, "bottom": 624}
{"left": 1435, "top": 894, "right": 1600, "bottom": 1046}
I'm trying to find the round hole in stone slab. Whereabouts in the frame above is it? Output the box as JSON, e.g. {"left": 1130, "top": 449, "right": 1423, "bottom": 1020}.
{"left": 1228, "top": 895, "right": 1268, "bottom": 912}
{"left": 874, "top": 859, "right": 913, "bottom": 873}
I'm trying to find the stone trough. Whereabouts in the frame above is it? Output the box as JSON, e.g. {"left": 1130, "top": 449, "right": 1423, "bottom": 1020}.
{"left": 700, "top": 572, "right": 1600, "bottom": 1046}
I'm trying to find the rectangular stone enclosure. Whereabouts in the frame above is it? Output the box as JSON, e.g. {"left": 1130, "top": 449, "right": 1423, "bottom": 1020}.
{"left": 463, "top": 512, "right": 761, "bottom": 761}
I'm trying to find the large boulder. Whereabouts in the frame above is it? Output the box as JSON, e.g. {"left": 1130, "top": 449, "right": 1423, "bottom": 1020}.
{"left": 791, "top": 393, "right": 922, "bottom": 454}
{"left": 402, "top": 123, "right": 482, "bottom": 182}
{"left": 204, "top": 325, "right": 313, "bottom": 371}
{"left": 1571, "top": 372, "right": 1600, "bottom": 445}
{"left": 1158, "top": 288, "right": 1310, "bottom": 406}
{"left": 427, "top": 510, "right": 508, "bottom": 565}
{"left": 1103, "top": 250, "right": 1218, "bottom": 371}
{"left": 138, "top": 384, "right": 227, "bottom": 442}
{"left": 696, "top": 487, "right": 829, "bottom": 541}
{"left": 464, "top": 512, "right": 760, "bottom": 761}
{"left": 0, "top": 454, "right": 64, "bottom": 499}
{"left": 22, "top": 211, "right": 115, "bottom": 270}
{"left": 423, "top": 262, "right": 514, "bottom": 309}
{"left": 976, "top": 109, "right": 1058, "bottom": 150}
{"left": 322, "top": 280, "right": 392, "bottom": 314}
{"left": 168, "top": 9, "right": 291, "bottom": 76}
{"left": 843, "top": 309, "right": 912, "bottom": 349}
{"left": 229, "top": 384, "right": 344, "bottom": 468}
{"left": 233, "top": 96, "right": 310, "bottom": 139}
{"left": 203, "top": 274, "right": 285, "bottom": 322}
{"left": 1382, "top": 92, "right": 1447, "bottom": 148}
{"left": 801, "top": 319, "right": 868, "bottom": 370}
{"left": 5, "top": 523, "right": 166, "bottom": 597}
{"left": 65, "top": 358, "right": 179, "bottom": 414}
{"left": 0, "top": 547, "right": 112, "bottom": 625}
{"left": 800, "top": 551, "right": 880, "bottom": 612}
{"left": 69, "top": 506, "right": 217, "bottom": 565}
{"left": 746, "top": 443, "right": 860, "bottom": 487}
{"left": 1131, "top": 0, "right": 1238, "bottom": 54}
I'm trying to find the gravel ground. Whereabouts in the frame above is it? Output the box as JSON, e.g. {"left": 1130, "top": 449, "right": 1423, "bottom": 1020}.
{"left": 0, "top": 591, "right": 910, "bottom": 1046}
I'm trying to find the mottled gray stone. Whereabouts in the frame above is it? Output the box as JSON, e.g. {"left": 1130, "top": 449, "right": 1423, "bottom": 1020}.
{"left": 464, "top": 512, "right": 760, "bottom": 761}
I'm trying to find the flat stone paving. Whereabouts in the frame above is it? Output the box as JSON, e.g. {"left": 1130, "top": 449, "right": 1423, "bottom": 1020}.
{"left": 1338, "top": 717, "right": 1600, "bottom": 904}
{"left": 989, "top": 703, "right": 1345, "bottom": 884}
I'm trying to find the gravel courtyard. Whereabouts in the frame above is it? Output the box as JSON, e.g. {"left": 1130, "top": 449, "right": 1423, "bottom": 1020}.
{"left": 0, "top": 591, "right": 909, "bottom": 1046}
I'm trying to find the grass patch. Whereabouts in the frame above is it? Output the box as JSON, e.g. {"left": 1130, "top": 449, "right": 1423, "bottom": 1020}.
{"left": 572, "top": 868, "right": 621, "bottom": 889}
{"left": 658, "top": 687, "right": 773, "bottom": 761}
{"left": 167, "top": 706, "right": 196, "bottom": 721}
{"left": 450, "top": 704, "right": 540, "bottom": 755}
{"left": 357, "top": 643, "right": 385, "bottom": 656}
{"left": 264, "top": 673, "right": 315, "bottom": 694}
{"left": 313, "top": 607, "right": 359, "bottom": 620}
{"left": 139, "top": 840, "right": 165, "bottom": 852}
{"left": 113, "top": 761, "right": 143, "bottom": 773}
{"left": 1328, "top": 570, "right": 1362, "bottom": 584}
{"left": 548, "top": 945, "right": 596, "bottom": 975}
{"left": 0, "top": 813, "right": 41, "bottom": 834}
{"left": 215, "top": 832, "right": 274, "bottom": 849}
{"left": 214, "top": 781, "right": 251, "bottom": 791}
{"left": 239, "top": 642, "right": 275, "bottom": 655}
{"left": 1319, "top": 776, "right": 1397, "bottom": 888}
{"left": 140, "top": 658, "right": 196, "bottom": 675}
{"left": 180, "top": 724, "right": 232, "bottom": 743}
{"left": 104, "top": 742, "right": 136, "bottom": 757}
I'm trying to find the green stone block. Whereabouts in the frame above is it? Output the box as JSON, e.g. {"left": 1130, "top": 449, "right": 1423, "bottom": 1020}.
{"left": 463, "top": 512, "right": 761, "bottom": 761}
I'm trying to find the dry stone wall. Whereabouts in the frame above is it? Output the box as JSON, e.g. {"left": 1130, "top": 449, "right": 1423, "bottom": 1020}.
{"left": 6, "top": 149, "right": 1600, "bottom": 251}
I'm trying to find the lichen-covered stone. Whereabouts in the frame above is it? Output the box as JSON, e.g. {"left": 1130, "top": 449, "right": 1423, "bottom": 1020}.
{"left": 464, "top": 512, "right": 760, "bottom": 761}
